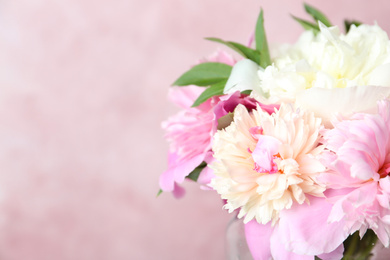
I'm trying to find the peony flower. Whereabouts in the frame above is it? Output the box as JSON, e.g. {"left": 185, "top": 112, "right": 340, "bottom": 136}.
{"left": 259, "top": 23, "right": 390, "bottom": 100}
{"left": 319, "top": 99, "right": 390, "bottom": 247}
{"left": 159, "top": 85, "right": 273, "bottom": 197}
{"left": 210, "top": 103, "right": 326, "bottom": 225}
{"left": 159, "top": 86, "right": 215, "bottom": 198}
{"left": 159, "top": 50, "right": 235, "bottom": 197}
{"left": 263, "top": 23, "right": 390, "bottom": 126}
{"left": 224, "top": 23, "right": 390, "bottom": 125}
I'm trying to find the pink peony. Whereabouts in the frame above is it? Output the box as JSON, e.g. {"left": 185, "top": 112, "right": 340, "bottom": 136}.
{"left": 159, "top": 86, "right": 215, "bottom": 198}
{"left": 320, "top": 99, "right": 390, "bottom": 247}
{"left": 159, "top": 49, "right": 235, "bottom": 197}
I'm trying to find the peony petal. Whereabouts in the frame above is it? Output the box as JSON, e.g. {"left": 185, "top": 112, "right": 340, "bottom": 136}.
{"left": 197, "top": 165, "right": 215, "bottom": 187}
{"left": 375, "top": 220, "right": 390, "bottom": 247}
{"left": 244, "top": 220, "right": 273, "bottom": 260}
{"left": 316, "top": 243, "right": 344, "bottom": 260}
{"left": 295, "top": 86, "right": 390, "bottom": 127}
{"left": 278, "top": 195, "right": 349, "bottom": 255}
{"left": 270, "top": 225, "right": 314, "bottom": 260}
{"left": 172, "top": 183, "right": 186, "bottom": 199}
{"left": 296, "top": 154, "right": 326, "bottom": 174}
{"left": 213, "top": 91, "right": 259, "bottom": 126}
{"left": 159, "top": 153, "right": 204, "bottom": 192}
{"left": 380, "top": 176, "right": 390, "bottom": 193}
{"left": 368, "top": 63, "right": 390, "bottom": 86}
{"left": 224, "top": 59, "right": 263, "bottom": 94}
{"left": 168, "top": 85, "right": 204, "bottom": 108}
{"left": 252, "top": 135, "right": 281, "bottom": 173}
{"left": 201, "top": 49, "right": 236, "bottom": 66}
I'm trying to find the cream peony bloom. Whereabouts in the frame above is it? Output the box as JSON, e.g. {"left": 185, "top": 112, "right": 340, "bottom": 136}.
{"left": 260, "top": 22, "right": 390, "bottom": 99}
{"left": 210, "top": 104, "right": 326, "bottom": 225}
{"left": 224, "top": 23, "right": 390, "bottom": 126}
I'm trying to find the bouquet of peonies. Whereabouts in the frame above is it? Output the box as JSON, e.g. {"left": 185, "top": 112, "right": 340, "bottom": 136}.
{"left": 159, "top": 4, "right": 390, "bottom": 259}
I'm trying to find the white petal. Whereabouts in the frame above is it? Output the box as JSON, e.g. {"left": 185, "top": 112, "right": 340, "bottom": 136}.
{"left": 224, "top": 59, "right": 263, "bottom": 94}
{"left": 295, "top": 85, "right": 390, "bottom": 127}
{"left": 368, "top": 63, "right": 390, "bottom": 86}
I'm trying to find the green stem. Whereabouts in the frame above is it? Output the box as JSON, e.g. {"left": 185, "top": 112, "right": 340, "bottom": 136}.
{"left": 341, "top": 230, "right": 378, "bottom": 260}
{"left": 342, "top": 231, "right": 360, "bottom": 260}
{"left": 356, "top": 231, "right": 378, "bottom": 260}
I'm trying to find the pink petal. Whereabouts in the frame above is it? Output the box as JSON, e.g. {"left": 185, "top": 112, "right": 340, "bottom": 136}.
{"left": 197, "top": 166, "right": 215, "bottom": 187}
{"left": 214, "top": 91, "right": 258, "bottom": 122}
{"left": 316, "top": 243, "right": 344, "bottom": 260}
{"left": 172, "top": 183, "right": 186, "bottom": 199}
{"left": 252, "top": 135, "right": 281, "bottom": 173}
{"left": 168, "top": 85, "right": 204, "bottom": 108}
{"left": 374, "top": 220, "right": 390, "bottom": 247}
{"left": 270, "top": 225, "right": 313, "bottom": 260}
{"left": 380, "top": 176, "right": 390, "bottom": 193}
{"left": 244, "top": 220, "right": 273, "bottom": 260}
{"left": 159, "top": 153, "right": 204, "bottom": 192}
{"left": 278, "top": 195, "right": 349, "bottom": 255}
{"left": 328, "top": 182, "right": 377, "bottom": 225}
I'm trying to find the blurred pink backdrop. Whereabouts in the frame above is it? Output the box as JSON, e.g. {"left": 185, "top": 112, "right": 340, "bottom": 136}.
{"left": 0, "top": 0, "right": 389, "bottom": 259}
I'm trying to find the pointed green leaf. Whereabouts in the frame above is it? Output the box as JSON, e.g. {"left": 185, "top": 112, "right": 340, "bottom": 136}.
{"left": 173, "top": 62, "right": 232, "bottom": 86}
{"left": 192, "top": 80, "right": 227, "bottom": 107}
{"left": 255, "top": 9, "right": 271, "bottom": 68}
{"left": 304, "top": 3, "right": 332, "bottom": 27}
{"left": 344, "top": 20, "right": 362, "bottom": 33}
{"left": 156, "top": 189, "right": 163, "bottom": 197}
{"left": 292, "top": 15, "right": 320, "bottom": 35}
{"left": 205, "top": 37, "right": 261, "bottom": 65}
{"left": 186, "top": 162, "right": 207, "bottom": 182}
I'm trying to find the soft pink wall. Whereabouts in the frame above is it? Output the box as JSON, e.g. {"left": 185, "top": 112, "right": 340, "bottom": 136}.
{"left": 0, "top": 0, "right": 388, "bottom": 259}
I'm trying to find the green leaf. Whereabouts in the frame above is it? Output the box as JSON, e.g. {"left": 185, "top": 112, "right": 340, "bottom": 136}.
{"left": 241, "top": 90, "right": 252, "bottom": 95}
{"left": 255, "top": 9, "right": 271, "bottom": 68}
{"left": 205, "top": 37, "right": 261, "bottom": 65}
{"left": 173, "top": 62, "right": 232, "bottom": 86}
{"left": 156, "top": 189, "right": 163, "bottom": 197}
{"left": 344, "top": 20, "right": 362, "bottom": 33}
{"left": 292, "top": 15, "right": 320, "bottom": 35}
{"left": 192, "top": 80, "right": 227, "bottom": 107}
{"left": 304, "top": 3, "right": 332, "bottom": 27}
{"left": 186, "top": 162, "right": 207, "bottom": 182}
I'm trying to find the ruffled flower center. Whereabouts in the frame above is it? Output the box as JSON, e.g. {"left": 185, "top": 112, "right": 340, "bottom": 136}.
{"left": 249, "top": 126, "right": 283, "bottom": 174}
{"left": 254, "top": 154, "right": 281, "bottom": 174}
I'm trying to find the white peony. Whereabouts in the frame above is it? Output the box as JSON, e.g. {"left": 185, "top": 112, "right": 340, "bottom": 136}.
{"left": 261, "top": 22, "right": 390, "bottom": 99}
{"left": 224, "top": 22, "right": 390, "bottom": 125}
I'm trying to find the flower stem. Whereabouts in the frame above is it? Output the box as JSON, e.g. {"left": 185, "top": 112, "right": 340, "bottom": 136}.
{"left": 341, "top": 229, "right": 378, "bottom": 260}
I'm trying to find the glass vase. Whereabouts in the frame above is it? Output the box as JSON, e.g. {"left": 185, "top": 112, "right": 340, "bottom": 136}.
{"left": 225, "top": 215, "right": 252, "bottom": 260}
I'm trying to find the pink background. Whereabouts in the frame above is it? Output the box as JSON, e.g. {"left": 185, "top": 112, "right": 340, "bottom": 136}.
{"left": 0, "top": 0, "right": 389, "bottom": 259}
